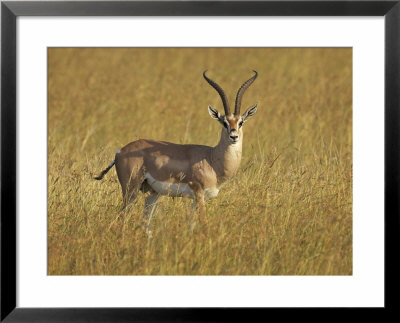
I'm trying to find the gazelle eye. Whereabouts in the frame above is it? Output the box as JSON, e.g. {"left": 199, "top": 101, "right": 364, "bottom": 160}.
{"left": 238, "top": 121, "right": 243, "bottom": 128}
{"left": 223, "top": 122, "right": 228, "bottom": 129}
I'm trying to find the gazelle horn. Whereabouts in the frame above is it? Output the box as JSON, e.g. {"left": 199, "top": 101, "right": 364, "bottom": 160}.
{"left": 234, "top": 70, "right": 258, "bottom": 115}
{"left": 203, "top": 71, "right": 231, "bottom": 116}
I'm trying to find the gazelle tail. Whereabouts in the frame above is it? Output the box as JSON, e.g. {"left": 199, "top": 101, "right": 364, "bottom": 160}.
{"left": 94, "top": 160, "right": 115, "bottom": 180}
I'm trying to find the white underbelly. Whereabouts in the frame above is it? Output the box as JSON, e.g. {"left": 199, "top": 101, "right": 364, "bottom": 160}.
{"left": 144, "top": 173, "right": 220, "bottom": 200}
{"left": 145, "top": 172, "right": 194, "bottom": 198}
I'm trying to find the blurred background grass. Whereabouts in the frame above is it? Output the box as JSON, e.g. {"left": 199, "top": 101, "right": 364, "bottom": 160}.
{"left": 48, "top": 48, "right": 352, "bottom": 275}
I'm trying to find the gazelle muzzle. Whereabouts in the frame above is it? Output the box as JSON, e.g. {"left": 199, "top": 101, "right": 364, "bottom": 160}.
{"left": 229, "top": 128, "right": 239, "bottom": 142}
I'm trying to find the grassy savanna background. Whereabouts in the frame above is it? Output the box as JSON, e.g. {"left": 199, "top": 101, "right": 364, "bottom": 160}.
{"left": 48, "top": 48, "right": 352, "bottom": 275}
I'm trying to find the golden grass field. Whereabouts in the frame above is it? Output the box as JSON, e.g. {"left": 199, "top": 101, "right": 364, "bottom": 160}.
{"left": 48, "top": 48, "right": 352, "bottom": 275}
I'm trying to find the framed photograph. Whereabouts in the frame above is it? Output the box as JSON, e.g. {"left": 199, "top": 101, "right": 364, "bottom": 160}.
{"left": 1, "top": 0, "right": 399, "bottom": 321}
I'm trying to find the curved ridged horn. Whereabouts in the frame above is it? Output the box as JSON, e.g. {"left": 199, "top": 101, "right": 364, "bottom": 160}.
{"left": 234, "top": 70, "right": 258, "bottom": 115}
{"left": 203, "top": 71, "right": 231, "bottom": 116}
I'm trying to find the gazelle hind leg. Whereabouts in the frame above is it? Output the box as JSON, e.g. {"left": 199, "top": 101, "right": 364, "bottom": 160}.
{"left": 119, "top": 167, "right": 145, "bottom": 212}
{"left": 121, "top": 190, "right": 139, "bottom": 212}
{"left": 188, "top": 199, "right": 197, "bottom": 230}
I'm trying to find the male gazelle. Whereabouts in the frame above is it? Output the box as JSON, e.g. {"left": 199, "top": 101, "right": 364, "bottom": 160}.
{"left": 95, "top": 71, "right": 258, "bottom": 232}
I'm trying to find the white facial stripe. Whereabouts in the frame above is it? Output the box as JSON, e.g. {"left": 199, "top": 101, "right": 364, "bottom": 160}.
{"left": 222, "top": 117, "right": 230, "bottom": 131}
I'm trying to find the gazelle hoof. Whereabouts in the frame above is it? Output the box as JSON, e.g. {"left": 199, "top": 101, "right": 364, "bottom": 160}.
{"left": 145, "top": 227, "right": 153, "bottom": 238}
{"left": 189, "top": 221, "right": 196, "bottom": 231}
{"left": 141, "top": 221, "right": 153, "bottom": 237}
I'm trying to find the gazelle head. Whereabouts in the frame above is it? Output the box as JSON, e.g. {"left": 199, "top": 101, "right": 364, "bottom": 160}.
{"left": 204, "top": 71, "right": 258, "bottom": 144}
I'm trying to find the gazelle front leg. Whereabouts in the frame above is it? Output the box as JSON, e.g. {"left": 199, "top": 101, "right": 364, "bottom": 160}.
{"left": 189, "top": 182, "right": 207, "bottom": 226}
{"left": 142, "top": 193, "right": 159, "bottom": 235}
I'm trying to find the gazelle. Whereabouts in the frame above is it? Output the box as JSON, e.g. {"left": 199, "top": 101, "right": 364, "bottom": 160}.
{"left": 95, "top": 71, "right": 258, "bottom": 232}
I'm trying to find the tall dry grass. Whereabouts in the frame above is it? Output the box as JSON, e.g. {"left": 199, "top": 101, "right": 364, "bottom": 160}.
{"left": 48, "top": 48, "right": 352, "bottom": 275}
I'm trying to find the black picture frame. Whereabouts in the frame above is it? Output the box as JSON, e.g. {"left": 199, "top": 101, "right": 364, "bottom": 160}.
{"left": 1, "top": 1, "right": 399, "bottom": 321}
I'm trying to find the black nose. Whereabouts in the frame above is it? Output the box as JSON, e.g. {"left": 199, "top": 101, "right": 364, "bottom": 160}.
{"left": 230, "top": 135, "right": 238, "bottom": 140}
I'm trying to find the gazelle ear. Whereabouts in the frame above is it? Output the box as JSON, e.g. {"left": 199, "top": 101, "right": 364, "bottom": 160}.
{"left": 241, "top": 104, "right": 258, "bottom": 122}
{"left": 208, "top": 105, "right": 221, "bottom": 120}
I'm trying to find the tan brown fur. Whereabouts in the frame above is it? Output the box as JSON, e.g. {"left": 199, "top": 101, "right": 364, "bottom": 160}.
{"left": 95, "top": 71, "right": 258, "bottom": 232}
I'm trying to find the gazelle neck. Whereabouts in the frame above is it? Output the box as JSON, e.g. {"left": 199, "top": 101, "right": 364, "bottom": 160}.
{"left": 211, "top": 128, "right": 243, "bottom": 182}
